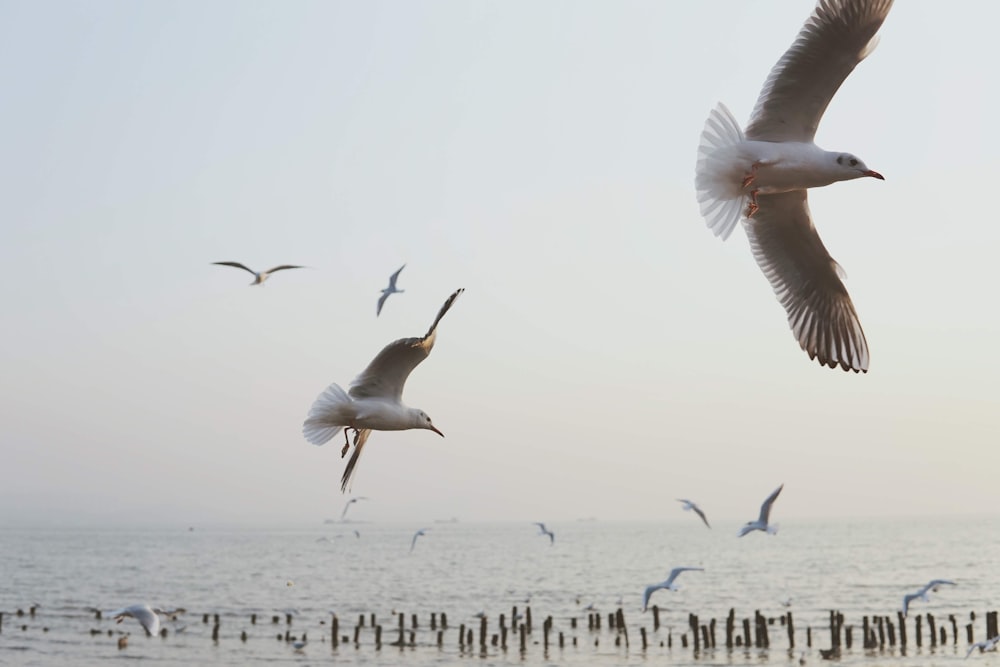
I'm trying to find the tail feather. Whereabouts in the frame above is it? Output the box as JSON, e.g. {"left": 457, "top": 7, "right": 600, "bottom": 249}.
{"left": 341, "top": 429, "right": 372, "bottom": 492}
{"left": 695, "top": 102, "right": 748, "bottom": 241}
{"left": 303, "top": 383, "right": 351, "bottom": 446}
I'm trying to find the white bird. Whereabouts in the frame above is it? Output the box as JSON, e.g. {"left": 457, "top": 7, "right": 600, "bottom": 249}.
{"left": 211, "top": 261, "right": 304, "bottom": 286}
{"left": 641, "top": 567, "right": 704, "bottom": 612}
{"left": 303, "top": 289, "right": 463, "bottom": 492}
{"left": 737, "top": 484, "right": 784, "bottom": 537}
{"left": 340, "top": 496, "right": 369, "bottom": 520}
{"left": 377, "top": 264, "right": 406, "bottom": 316}
{"left": 695, "top": 0, "right": 893, "bottom": 373}
{"left": 902, "top": 579, "right": 957, "bottom": 617}
{"left": 107, "top": 604, "right": 160, "bottom": 637}
{"left": 965, "top": 635, "right": 1000, "bottom": 659}
{"left": 410, "top": 528, "right": 429, "bottom": 553}
{"left": 677, "top": 498, "right": 711, "bottom": 528}
{"left": 534, "top": 522, "right": 555, "bottom": 545}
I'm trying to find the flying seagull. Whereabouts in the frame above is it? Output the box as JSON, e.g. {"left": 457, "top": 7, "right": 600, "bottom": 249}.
{"left": 340, "top": 496, "right": 369, "bottom": 520}
{"left": 410, "top": 528, "right": 429, "bottom": 553}
{"left": 534, "top": 522, "right": 555, "bottom": 545}
{"left": 677, "top": 498, "right": 711, "bottom": 528}
{"left": 303, "top": 289, "right": 464, "bottom": 491}
{"left": 965, "top": 635, "right": 1000, "bottom": 659}
{"left": 902, "top": 579, "right": 957, "bottom": 617}
{"left": 641, "top": 566, "right": 704, "bottom": 612}
{"left": 694, "top": 0, "right": 894, "bottom": 373}
{"left": 107, "top": 604, "right": 160, "bottom": 637}
{"left": 377, "top": 264, "right": 406, "bottom": 316}
{"left": 737, "top": 484, "right": 784, "bottom": 537}
{"left": 212, "top": 261, "right": 304, "bottom": 286}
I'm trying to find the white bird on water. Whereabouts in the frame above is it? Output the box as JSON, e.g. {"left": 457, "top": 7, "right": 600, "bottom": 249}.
{"left": 534, "top": 522, "right": 555, "bottom": 545}
{"left": 965, "top": 635, "right": 1000, "bottom": 659}
{"left": 901, "top": 579, "right": 957, "bottom": 617}
{"left": 211, "top": 261, "right": 304, "bottom": 286}
{"left": 107, "top": 604, "right": 160, "bottom": 637}
{"left": 410, "top": 528, "right": 429, "bottom": 553}
{"left": 677, "top": 498, "right": 711, "bottom": 528}
{"left": 737, "top": 484, "right": 784, "bottom": 537}
{"left": 695, "top": 0, "right": 894, "bottom": 373}
{"left": 303, "top": 289, "right": 463, "bottom": 492}
{"left": 641, "top": 567, "right": 704, "bottom": 612}
{"left": 377, "top": 264, "right": 406, "bottom": 316}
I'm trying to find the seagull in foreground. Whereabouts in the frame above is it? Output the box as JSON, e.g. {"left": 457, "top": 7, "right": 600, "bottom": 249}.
{"left": 377, "top": 264, "right": 406, "bottom": 316}
{"left": 737, "top": 484, "right": 784, "bottom": 537}
{"left": 534, "top": 522, "right": 555, "bottom": 545}
{"left": 107, "top": 604, "right": 160, "bottom": 637}
{"left": 410, "top": 528, "right": 429, "bottom": 553}
{"left": 965, "top": 635, "right": 1000, "bottom": 659}
{"left": 641, "top": 567, "right": 704, "bottom": 612}
{"left": 677, "top": 498, "right": 711, "bottom": 528}
{"left": 902, "top": 579, "right": 957, "bottom": 617}
{"left": 340, "top": 496, "right": 369, "bottom": 520}
{"left": 212, "top": 261, "right": 304, "bottom": 286}
{"left": 694, "top": 0, "right": 893, "bottom": 373}
{"left": 302, "top": 289, "right": 463, "bottom": 492}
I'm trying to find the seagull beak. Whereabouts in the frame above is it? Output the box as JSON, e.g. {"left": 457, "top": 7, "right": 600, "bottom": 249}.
{"left": 430, "top": 425, "right": 444, "bottom": 437}
{"left": 863, "top": 169, "right": 884, "bottom": 180}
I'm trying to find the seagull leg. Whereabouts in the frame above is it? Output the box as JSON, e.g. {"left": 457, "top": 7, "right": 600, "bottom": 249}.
{"left": 341, "top": 430, "right": 351, "bottom": 458}
{"left": 741, "top": 163, "right": 759, "bottom": 189}
{"left": 745, "top": 189, "right": 760, "bottom": 217}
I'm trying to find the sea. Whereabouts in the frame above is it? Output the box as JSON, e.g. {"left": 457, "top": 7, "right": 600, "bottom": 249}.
{"left": 1, "top": 517, "right": 998, "bottom": 666}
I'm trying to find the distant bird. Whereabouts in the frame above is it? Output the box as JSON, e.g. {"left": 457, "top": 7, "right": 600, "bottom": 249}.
{"left": 781, "top": 597, "right": 794, "bottom": 608}
{"left": 107, "top": 604, "right": 160, "bottom": 637}
{"left": 677, "top": 498, "right": 711, "bottom": 528}
{"left": 410, "top": 528, "right": 429, "bottom": 553}
{"left": 534, "top": 522, "right": 555, "bottom": 545}
{"left": 737, "top": 484, "right": 783, "bottom": 537}
{"left": 340, "top": 496, "right": 369, "bottom": 520}
{"left": 694, "top": 0, "right": 894, "bottom": 373}
{"left": 965, "top": 635, "right": 1000, "bottom": 659}
{"left": 303, "top": 289, "right": 464, "bottom": 492}
{"left": 641, "top": 567, "right": 704, "bottom": 612}
{"left": 377, "top": 264, "right": 406, "bottom": 316}
{"left": 353, "top": 529, "right": 361, "bottom": 539}
{"left": 212, "top": 261, "right": 304, "bottom": 286}
{"left": 902, "top": 579, "right": 957, "bottom": 617}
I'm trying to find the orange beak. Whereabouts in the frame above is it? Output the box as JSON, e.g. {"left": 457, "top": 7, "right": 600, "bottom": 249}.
{"left": 864, "top": 169, "right": 884, "bottom": 180}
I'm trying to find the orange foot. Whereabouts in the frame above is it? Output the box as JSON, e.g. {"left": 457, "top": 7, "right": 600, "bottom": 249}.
{"left": 745, "top": 190, "right": 759, "bottom": 218}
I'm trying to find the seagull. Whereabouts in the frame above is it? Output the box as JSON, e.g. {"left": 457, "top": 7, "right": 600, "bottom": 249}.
{"left": 965, "top": 635, "right": 1000, "bottom": 659}
{"left": 211, "top": 261, "right": 304, "bottom": 286}
{"left": 694, "top": 0, "right": 893, "bottom": 373}
{"left": 340, "top": 496, "right": 369, "bottom": 520}
{"left": 901, "top": 579, "right": 957, "bottom": 617}
{"left": 302, "top": 289, "right": 463, "bottom": 492}
{"left": 410, "top": 528, "right": 429, "bottom": 553}
{"left": 737, "top": 484, "right": 784, "bottom": 537}
{"left": 641, "top": 567, "right": 704, "bottom": 612}
{"left": 677, "top": 499, "right": 711, "bottom": 528}
{"left": 377, "top": 264, "right": 406, "bottom": 316}
{"left": 107, "top": 604, "right": 160, "bottom": 637}
{"left": 534, "top": 522, "right": 555, "bottom": 545}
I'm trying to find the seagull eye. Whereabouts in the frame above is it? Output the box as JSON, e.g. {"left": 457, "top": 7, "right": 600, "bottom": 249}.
{"left": 849, "top": 158, "right": 858, "bottom": 167}
{"left": 836, "top": 156, "right": 843, "bottom": 165}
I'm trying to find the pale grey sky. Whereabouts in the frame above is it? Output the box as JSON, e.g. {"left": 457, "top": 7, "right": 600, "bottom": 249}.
{"left": 1, "top": 1, "right": 997, "bottom": 526}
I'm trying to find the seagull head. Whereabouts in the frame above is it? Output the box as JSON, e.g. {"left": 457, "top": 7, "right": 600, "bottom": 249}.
{"left": 834, "top": 153, "right": 884, "bottom": 181}
{"left": 412, "top": 409, "right": 444, "bottom": 437}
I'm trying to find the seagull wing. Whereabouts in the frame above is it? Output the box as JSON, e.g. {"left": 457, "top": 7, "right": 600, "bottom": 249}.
{"left": 263, "top": 265, "right": 304, "bottom": 274}
{"left": 341, "top": 429, "right": 372, "bottom": 493}
{"left": 641, "top": 583, "right": 662, "bottom": 612}
{"left": 376, "top": 290, "right": 392, "bottom": 317}
{"left": 693, "top": 505, "right": 711, "bottom": 529}
{"left": 745, "top": 0, "right": 894, "bottom": 142}
{"left": 745, "top": 191, "right": 868, "bottom": 372}
{"left": 212, "top": 261, "right": 257, "bottom": 275}
{"left": 759, "top": 484, "right": 784, "bottom": 524}
{"left": 349, "top": 289, "right": 463, "bottom": 402}
{"left": 664, "top": 566, "right": 704, "bottom": 587}
{"left": 110, "top": 604, "right": 160, "bottom": 636}
{"left": 387, "top": 264, "right": 406, "bottom": 290}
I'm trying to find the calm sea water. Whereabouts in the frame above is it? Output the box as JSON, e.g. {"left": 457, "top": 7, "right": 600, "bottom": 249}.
{"left": 1, "top": 517, "right": 998, "bottom": 666}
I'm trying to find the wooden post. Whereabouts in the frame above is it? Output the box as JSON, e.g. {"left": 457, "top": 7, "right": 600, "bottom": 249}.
{"left": 681, "top": 633, "right": 688, "bottom": 648}
{"left": 709, "top": 617, "right": 717, "bottom": 648}
{"left": 742, "top": 618, "right": 751, "bottom": 647}
{"left": 966, "top": 623, "right": 974, "bottom": 644}
{"left": 353, "top": 625, "right": 360, "bottom": 644}
{"left": 652, "top": 605, "right": 660, "bottom": 631}
{"left": 939, "top": 627, "right": 946, "bottom": 645}
{"left": 409, "top": 630, "right": 415, "bottom": 646}
{"left": 526, "top": 606, "right": 532, "bottom": 634}
{"left": 203, "top": 614, "right": 209, "bottom": 624}
{"left": 928, "top": 614, "right": 937, "bottom": 648}
{"left": 640, "top": 626, "right": 647, "bottom": 650}
{"left": 559, "top": 631, "right": 564, "bottom": 648}
{"left": 332, "top": 615, "right": 339, "bottom": 647}
{"left": 877, "top": 616, "right": 885, "bottom": 648}
{"left": 617, "top": 609, "right": 629, "bottom": 648}
{"left": 431, "top": 612, "right": 437, "bottom": 630}
{"left": 437, "top": 630, "right": 443, "bottom": 646}
{"left": 250, "top": 613, "right": 256, "bottom": 625}
{"left": 886, "top": 616, "right": 896, "bottom": 647}
{"left": 212, "top": 624, "right": 219, "bottom": 641}
{"left": 701, "top": 624, "right": 710, "bottom": 650}
{"left": 358, "top": 614, "right": 365, "bottom": 628}
{"left": 459, "top": 623, "right": 465, "bottom": 647}
{"left": 759, "top": 611, "right": 770, "bottom": 648}
{"left": 806, "top": 626, "right": 812, "bottom": 647}
{"left": 375, "top": 625, "right": 382, "bottom": 649}
{"left": 726, "top": 608, "right": 735, "bottom": 649}
{"left": 830, "top": 610, "right": 840, "bottom": 648}
{"left": 949, "top": 614, "right": 958, "bottom": 645}
{"left": 786, "top": 612, "right": 795, "bottom": 649}
{"left": 501, "top": 624, "right": 508, "bottom": 649}
{"left": 898, "top": 611, "right": 907, "bottom": 647}
{"left": 411, "top": 613, "right": 418, "bottom": 629}
{"left": 915, "top": 614, "right": 922, "bottom": 647}
{"left": 608, "top": 612, "right": 615, "bottom": 630}
{"left": 519, "top": 624, "right": 526, "bottom": 652}
{"left": 543, "top": 617, "right": 550, "bottom": 651}
{"left": 441, "top": 612, "right": 448, "bottom": 629}
{"left": 691, "top": 614, "right": 700, "bottom": 651}
{"left": 480, "top": 616, "right": 487, "bottom": 649}
{"left": 398, "top": 614, "right": 405, "bottom": 646}
{"left": 987, "top": 611, "right": 999, "bottom": 639}
{"left": 371, "top": 613, "right": 376, "bottom": 627}
{"left": 845, "top": 625, "right": 853, "bottom": 649}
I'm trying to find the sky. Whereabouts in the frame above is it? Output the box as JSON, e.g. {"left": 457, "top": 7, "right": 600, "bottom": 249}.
{"left": 1, "top": 1, "right": 998, "bottom": 526}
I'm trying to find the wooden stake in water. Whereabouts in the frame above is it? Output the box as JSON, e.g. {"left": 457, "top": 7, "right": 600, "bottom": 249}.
{"left": 331, "top": 614, "right": 339, "bottom": 648}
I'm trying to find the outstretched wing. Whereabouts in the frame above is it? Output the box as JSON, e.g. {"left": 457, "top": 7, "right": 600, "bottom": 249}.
{"left": 746, "top": 0, "right": 895, "bottom": 142}
{"left": 376, "top": 291, "right": 391, "bottom": 317}
{"left": 350, "top": 289, "right": 464, "bottom": 402}
{"left": 212, "top": 261, "right": 256, "bottom": 275}
{"left": 759, "top": 484, "right": 784, "bottom": 524}
{"left": 387, "top": 264, "right": 406, "bottom": 289}
{"left": 263, "top": 264, "right": 304, "bottom": 274}
{"left": 692, "top": 505, "right": 711, "bottom": 529}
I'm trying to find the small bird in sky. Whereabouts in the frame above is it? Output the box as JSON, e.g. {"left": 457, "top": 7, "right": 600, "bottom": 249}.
{"left": 534, "top": 522, "right": 555, "bottom": 545}
{"left": 410, "top": 528, "right": 429, "bottom": 553}
{"left": 641, "top": 566, "right": 704, "bottom": 612}
{"left": 212, "top": 261, "right": 304, "bottom": 286}
{"left": 340, "top": 496, "right": 369, "bottom": 520}
{"left": 902, "top": 579, "right": 957, "bottom": 617}
{"left": 107, "top": 604, "right": 160, "bottom": 637}
{"left": 303, "top": 289, "right": 463, "bottom": 492}
{"left": 377, "top": 264, "right": 406, "bottom": 316}
{"left": 737, "top": 484, "right": 783, "bottom": 537}
{"left": 677, "top": 498, "right": 711, "bottom": 528}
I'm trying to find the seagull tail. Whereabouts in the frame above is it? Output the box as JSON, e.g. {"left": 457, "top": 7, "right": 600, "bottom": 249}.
{"left": 766, "top": 522, "right": 780, "bottom": 535}
{"left": 303, "top": 383, "right": 352, "bottom": 446}
{"left": 341, "top": 429, "right": 372, "bottom": 493}
{"left": 695, "top": 102, "right": 748, "bottom": 241}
